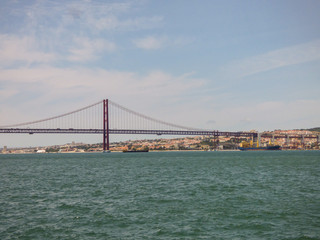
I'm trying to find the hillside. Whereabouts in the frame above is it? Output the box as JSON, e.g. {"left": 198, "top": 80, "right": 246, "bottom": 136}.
{"left": 307, "top": 127, "right": 320, "bottom": 132}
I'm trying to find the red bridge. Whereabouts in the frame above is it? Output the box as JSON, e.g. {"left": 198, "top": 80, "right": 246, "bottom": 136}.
{"left": 0, "top": 99, "right": 258, "bottom": 151}
{"left": 0, "top": 99, "right": 318, "bottom": 151}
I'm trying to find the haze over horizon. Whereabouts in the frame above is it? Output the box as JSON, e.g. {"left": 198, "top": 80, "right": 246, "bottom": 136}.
{"left": 1, "top": 0, "right": 320, "bottom": 147}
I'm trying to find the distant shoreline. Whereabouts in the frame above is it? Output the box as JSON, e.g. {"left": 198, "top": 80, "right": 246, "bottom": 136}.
{"left": 2, "top": 149, "right": 320, "bottom": 155}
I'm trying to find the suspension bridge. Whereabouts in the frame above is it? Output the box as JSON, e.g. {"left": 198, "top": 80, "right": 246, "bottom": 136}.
{"left": 0, "top": 99, "right": 257, "bottom": 151}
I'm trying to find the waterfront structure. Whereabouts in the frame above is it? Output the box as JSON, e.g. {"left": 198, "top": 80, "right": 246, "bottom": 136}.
{"left": 0, "top": 99, "right": 319, "bottom": 152}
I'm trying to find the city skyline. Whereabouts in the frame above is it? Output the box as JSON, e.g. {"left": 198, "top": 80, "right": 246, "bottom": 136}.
{"left": 1, "top": 0, "right": 320, "bottom": 147}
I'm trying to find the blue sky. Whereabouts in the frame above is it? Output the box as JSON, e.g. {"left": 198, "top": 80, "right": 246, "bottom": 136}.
{"left": 0, "top": 0, "right": 320, "bottom": 147}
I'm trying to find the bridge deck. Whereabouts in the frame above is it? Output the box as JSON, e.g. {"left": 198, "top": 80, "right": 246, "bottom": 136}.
{"left": 0, "top": 128, "right": 255, "bottom": 137}
{"left": 1, "top": 128, "right": 318, "bottom": 138}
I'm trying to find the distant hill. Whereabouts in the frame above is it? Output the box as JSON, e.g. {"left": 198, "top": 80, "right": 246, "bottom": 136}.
{"left": 295, "top": 127, "right": 320, "bottom": 133}
{"left": 306, "top": 127, "right": 320, "bottom": 132}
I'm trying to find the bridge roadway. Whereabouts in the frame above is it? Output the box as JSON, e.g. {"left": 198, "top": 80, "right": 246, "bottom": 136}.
{"left": 0, "top": 128, "right": 256, "bottom": 137}
{"left": 1, "top": 128, "right": 319, "bottom": 140}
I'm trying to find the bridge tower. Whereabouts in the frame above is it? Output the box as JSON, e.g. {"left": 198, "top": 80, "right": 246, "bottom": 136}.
{"left": 103, "top": 99, "right": 110, "bottom": 152}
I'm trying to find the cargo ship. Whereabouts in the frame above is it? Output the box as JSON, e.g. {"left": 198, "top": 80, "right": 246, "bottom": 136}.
{"left": 239, "top": 138, "right": 281, "bottom": 151}
{"left": 123, "top": 149, "right": 149, "bottom": 153}
{"left": 238, "top": 145, "right": 281, "bottom": 151}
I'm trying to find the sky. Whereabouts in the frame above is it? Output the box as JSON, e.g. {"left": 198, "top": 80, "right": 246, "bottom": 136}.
{"left": 0, "top": 0, "right": 320, "bottom": 147}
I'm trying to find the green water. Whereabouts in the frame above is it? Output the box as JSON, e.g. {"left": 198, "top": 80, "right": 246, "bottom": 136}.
{"left": 0, "top": 151, "right": 319, "bottom": 239}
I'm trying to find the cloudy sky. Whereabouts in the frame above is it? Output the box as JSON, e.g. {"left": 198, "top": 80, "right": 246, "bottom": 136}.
{"left": 1, "top": 0, "right": 320, "bottom": 147}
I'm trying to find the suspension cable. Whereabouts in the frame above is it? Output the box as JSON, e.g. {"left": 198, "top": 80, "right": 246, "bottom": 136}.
{"left": 0, "top": 100, "right": 102, "bottom": 128}
{"left": 109, "top": 100, "right": 199, "bottom": 130}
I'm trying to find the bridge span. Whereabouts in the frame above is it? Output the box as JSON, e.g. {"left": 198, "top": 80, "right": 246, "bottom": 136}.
{"left": 1, "top": 99, "right": 318, "bottom": 151}
{"left": 0, "top": 128, "right": 255, "bottom": 137}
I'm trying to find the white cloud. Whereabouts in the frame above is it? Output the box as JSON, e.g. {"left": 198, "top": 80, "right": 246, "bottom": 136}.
{"left": 47, "top": 1, "right": 163, "bottom": 32}
{"left": 133, "top": 36, "right": 167, "bottom": 50}
{"left": 133, "top": 35, "right": 194, "bottom": 50}
{"left": 0, "top": 67, "right": 206, "bottom": 112}
{"left": 0, "top": 88, "right": 18, "bottom": 101}
{"left": 223, "top": 39, "right": 320, "bottom": 78}
{"left": 0, "top": 34, "right": 117, "bottom": 65}
{"left": 140, "top": 71, "right": 206, "bottom": 96}
{"left": 0, "top": 34, "right": 57, "bottom": 66}
{"left": 205, "top": 100, "right": 320, "bottom": 131}
{"left": 0, "top": 1, "right": 164, "bottom": 65}
{"left": 91, "top": 16, "right": 163, "bottom": 31}
{"left": 67, "top": 37, "right": 116, "bottom": 62}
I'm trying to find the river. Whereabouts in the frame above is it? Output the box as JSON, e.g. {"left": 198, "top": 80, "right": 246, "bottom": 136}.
{"left": 0, "top": 151, "right": 319, "bottom": 239}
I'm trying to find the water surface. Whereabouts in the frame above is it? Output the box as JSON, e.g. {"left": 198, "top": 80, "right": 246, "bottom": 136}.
{"left": 0, "top": 151, "right": 319, "bottom": 239}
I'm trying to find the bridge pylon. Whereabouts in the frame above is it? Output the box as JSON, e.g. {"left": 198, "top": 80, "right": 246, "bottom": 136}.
{"left": 103, "top": 99, "right": 110, "bottom": 152}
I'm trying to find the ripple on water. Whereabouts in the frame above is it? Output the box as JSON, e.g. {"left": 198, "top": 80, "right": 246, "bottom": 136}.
{"left": 0, "top": 151, "right": 319, "bottom": 239}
